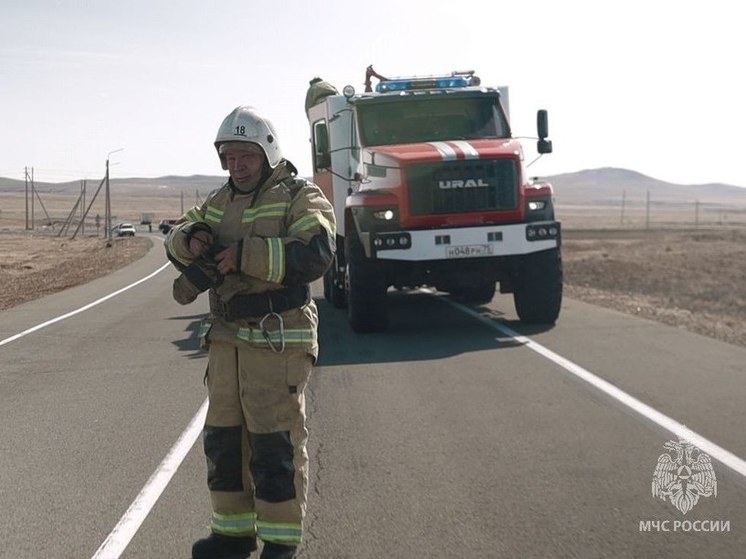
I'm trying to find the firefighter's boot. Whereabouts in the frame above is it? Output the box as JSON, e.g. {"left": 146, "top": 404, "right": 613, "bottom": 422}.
{"left": 191, "top": 533, "right": 257, "bottom": 559}
{"left": 260, "top": 542, "right": 297, "bottom": 559}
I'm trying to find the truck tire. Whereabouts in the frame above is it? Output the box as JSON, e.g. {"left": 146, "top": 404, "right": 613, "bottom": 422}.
{"left": 512, "top": 247, "right": 563, "bottom": 324}
{"left": 323, "top": 258, "right": 347, "bottom": 308}
{"left": 346, "top": 232, "right": 388, "bottom": 333}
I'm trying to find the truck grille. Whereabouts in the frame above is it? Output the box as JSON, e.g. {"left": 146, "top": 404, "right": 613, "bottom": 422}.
{"left": 406, "top": 159, "right": 518, "bottom": 215}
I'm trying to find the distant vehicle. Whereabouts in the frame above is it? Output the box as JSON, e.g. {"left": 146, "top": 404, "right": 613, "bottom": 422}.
{"left": 159, "top": 219, "right": 179, "bottom": 234}
{"left": 112, "top": 223, "right": 136, "bottom": 237}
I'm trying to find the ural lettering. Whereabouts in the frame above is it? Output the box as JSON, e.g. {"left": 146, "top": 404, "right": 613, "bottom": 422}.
{"left": 437, "top": 178, "right": 489, "bottom": 189}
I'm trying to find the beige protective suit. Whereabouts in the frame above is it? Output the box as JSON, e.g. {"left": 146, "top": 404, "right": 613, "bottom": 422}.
{"left": 165, "top": 160, "right": 335, "bottom": 548}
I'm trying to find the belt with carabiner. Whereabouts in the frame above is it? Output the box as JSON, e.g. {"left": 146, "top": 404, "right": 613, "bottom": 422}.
{"left": 259, "top": 300, "right": 286, "bottom": 353}
{"left": 209, "top": 285, "right": 310, "bottom": 322}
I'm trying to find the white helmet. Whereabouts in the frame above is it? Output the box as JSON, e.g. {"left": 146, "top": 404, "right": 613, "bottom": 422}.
{"left": 214, "top": 106, "right": 282, "bottom": 169}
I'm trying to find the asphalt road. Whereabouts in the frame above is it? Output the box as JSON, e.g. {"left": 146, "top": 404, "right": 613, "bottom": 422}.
{"left": 1, "top": 236, "right": 744, "bottom": 558}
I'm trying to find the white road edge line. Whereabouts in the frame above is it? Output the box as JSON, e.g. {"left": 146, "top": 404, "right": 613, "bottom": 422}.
{"left": 0, "top": 263, "right": 171, "bottom": 348}
{"left": 91, "top": 398, "right": 208, "bottom": 559}
{"left": 0, "top": 260, "right": 205, "bottom": 558}
{"left": 441, "top": 297, "right": 746, "bottom": 480}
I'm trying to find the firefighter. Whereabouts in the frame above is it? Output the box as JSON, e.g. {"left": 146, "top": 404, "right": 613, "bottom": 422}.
{"left": 165, "top": 106, "right": 335, "bottom": 559}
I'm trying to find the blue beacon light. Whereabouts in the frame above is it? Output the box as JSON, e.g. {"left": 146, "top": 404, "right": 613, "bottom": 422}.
{"left": 375, "top": 75, "right": 470, "bottom": 93}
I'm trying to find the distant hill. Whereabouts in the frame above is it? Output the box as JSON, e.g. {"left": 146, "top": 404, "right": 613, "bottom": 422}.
{"left": 546, "top": 168, "right": 746, "bottom": 207}
{"left": 0, "top": 174, "right": 225, "bottom": 197}
{"left": 2, "top": 167, "right": 746, "bottom": 207}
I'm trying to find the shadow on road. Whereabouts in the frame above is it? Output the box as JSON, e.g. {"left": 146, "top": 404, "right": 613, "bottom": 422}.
{"left": 316, "top": 290, "right": 555, "bottom": 366}
{"left": 166, "top": 313, "right": 208, "bottom": 359}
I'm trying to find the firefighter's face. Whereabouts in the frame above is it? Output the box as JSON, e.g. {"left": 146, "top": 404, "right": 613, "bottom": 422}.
{"left": 224, "top": 144, "right": 265, "bottom": 186}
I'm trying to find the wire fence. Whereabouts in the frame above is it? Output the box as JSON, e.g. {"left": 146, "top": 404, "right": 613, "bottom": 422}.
{"left": 558, "top": 191, "right": 746, "bottom": 230}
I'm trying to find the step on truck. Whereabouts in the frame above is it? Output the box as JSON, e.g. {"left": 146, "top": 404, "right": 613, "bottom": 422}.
{"left": 305, "top": 66, "right": 562, "bottom": 333}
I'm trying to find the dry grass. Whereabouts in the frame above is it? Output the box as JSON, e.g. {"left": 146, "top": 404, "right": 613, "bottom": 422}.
{"left": 0, "top": 232, "right": 151, "bottom": 311}
{"left": 562, "top": 228, "right": 746, "bottom": 347}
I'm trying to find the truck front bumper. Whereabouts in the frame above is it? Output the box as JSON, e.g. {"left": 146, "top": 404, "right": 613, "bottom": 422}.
{"left": 364, "top": 221, "right": 560, "bottom": 261}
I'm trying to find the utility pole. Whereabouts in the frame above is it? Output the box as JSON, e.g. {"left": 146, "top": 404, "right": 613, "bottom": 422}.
{"left": 620, "top": 189, "right": 626, "bottom": 226}
{"left": 105, "top": 160, "right": 111, "bottom": 240}
{"left": 645, "top": 189, "right": 650, "bottom": 230}
{"left": 31, "top": 167, "right": 35, "bottom": 230}
{"left": 105, "top": 149, "right": 123, "bottom": 241}
{"left": 695, "top": 199, "right": 700, "bottom": 229}
{"left": 70, "top": 175, "right": 106, "bottom": 240}
{"left": 33, "top": 186, "right": 54, "bottom": 229}
{"left": 24, "top": 166, "right": 29, "bottom": 230}
{"left": 81, "top": 180, "right": 87, "bottom": 235}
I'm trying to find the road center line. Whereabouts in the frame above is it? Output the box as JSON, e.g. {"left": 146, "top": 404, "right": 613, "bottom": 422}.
{"left": 0, "top": 263, "right": 170, "bottom": 348}
{"left": 441, "top": 297, "right": 746, "bottom": 480}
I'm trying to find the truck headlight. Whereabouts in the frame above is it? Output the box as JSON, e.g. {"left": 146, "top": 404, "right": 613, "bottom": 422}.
{"left": 351, "top": 206, "right": 400, "bottom": 233}
{"left": 373, "top": 209, "right": 395, "bottom": 221}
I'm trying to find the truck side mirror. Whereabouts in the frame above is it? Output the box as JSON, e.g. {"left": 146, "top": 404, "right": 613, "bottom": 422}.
{"left": 536, "top": 109, "right": 552, "bottom": 154}
{"left": 313, "top": 120, "right": 332, "bottom": 170}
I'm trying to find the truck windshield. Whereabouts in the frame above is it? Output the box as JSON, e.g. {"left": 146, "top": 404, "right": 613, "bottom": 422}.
{"left": 357, "top": 95, "right": 508, "bottom": 147}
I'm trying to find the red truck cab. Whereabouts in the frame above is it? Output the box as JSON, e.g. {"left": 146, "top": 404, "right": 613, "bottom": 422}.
{"left": 305, "top": 68, "right": 561, "bottom": 332}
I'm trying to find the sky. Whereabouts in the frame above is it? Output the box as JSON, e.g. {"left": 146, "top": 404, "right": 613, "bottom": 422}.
{"left": 1, "top": 0, "right": 745, "bottom": 187}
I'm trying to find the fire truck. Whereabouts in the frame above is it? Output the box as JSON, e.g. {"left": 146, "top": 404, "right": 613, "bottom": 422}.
{"left": 305, "top": 66, "right": 562, "bottom": 333}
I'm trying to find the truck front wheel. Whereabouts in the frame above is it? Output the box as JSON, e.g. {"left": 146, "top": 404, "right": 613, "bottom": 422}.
{"left": 346, "top": 232, "right": 388, "bottom": 333}
{"left": 512, "top": 248, "right": 563, "bottom": 324}
{"left": 323, "top": 254, "right": 347, "bottom": 309}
